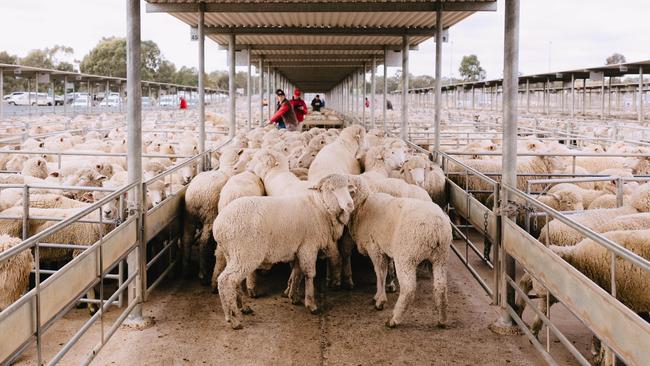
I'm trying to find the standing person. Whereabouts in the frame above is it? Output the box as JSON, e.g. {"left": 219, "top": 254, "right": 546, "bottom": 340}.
{"left": 290, "top": 89, "right": 308, "bottom": 124}
{"left": 266, "top": 89, "right": 299, "bottom": 131}
{"left": 386, "top": 99, "right": 393, "bottom": 110}
{"left": 311, "top": 94, "right": 324, "bottom": 112}
{"left": 365, "top": 97, "right": 370, "bottom": 109}
{"left": 179, "top": 96, "right": 188, "bottom": 110}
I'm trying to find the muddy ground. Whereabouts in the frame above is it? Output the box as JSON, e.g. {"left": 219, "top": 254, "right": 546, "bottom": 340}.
{"left": 14, "top": 247, "right": 561, "bottom": 366}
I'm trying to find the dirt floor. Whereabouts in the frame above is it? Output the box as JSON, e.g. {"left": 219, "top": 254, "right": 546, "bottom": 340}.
{"left": 14, "top": 247, "right": 554, "bottom": 366}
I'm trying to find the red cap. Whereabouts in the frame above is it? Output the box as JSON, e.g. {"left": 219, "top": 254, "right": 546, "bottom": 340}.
{"left": 293, "top": 89, "right": 301, "bottom": 97}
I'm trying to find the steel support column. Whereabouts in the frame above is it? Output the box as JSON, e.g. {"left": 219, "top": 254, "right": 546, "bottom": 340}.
{"left": 259, "top": 59, "right": 264, "bottom": 126}
{"left": 267, "top": 64, "right": 271, "bottom": 121}
{"left": 494, "top": 0, "right": 519, "bottom": 331}
{"left": 0, "top": 71, "right": 4, "bottom": 121}
{"left": 571, "top": 74, "right": 575, "bottom": 119}
{"left": 228, "top": 33, "right": 236, "bottom": 137}
{"left": 383, "top": 47, "right": 388, "bottom": 131}
{"left": 401, "top": 35, "right": 409, "bottom": 140}
{"left": 198, "top": 7, "right": 206, "bottom": 164}
{"left": 362, "top": 64, "right": 367, "bottom": 126}
{"left": 582, "top": 79, "right": 587, "bottom": 116}
{"left": 371, "top": 56, "right": 376, "bottom": 129}
{"left": 607, "top": 77, "right": 612, "bottom": 116}
{"left": 434, "top": 7, "right": 443, "bottom": 153}
{"left": 639, "top": 67, "right": 644, "bottom": 122}
{"left": 247, "top": 48, "right": 252, "bottom": 130}
{"left": 600, "top": 75, "right": 605, "bottom": 120}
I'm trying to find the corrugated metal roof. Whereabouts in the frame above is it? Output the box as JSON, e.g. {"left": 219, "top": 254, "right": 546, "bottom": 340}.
{"left": 145, "top": 0, "right": 496, "bottom": 92}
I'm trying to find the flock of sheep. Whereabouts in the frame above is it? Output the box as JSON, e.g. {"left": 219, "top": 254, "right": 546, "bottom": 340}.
{"left": 182, "top": 123, "right": 449, "bottom": 329}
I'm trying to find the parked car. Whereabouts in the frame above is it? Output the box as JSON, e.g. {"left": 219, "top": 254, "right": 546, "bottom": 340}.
{"left": 99, "top": 95, "right": 122, "bottom": 107}
{"left": 141, "top": 96, "right": 154, "bottom": 107}
{"left": 159, "top": 95, "right": 178, "bottom": 107}
{"left": 3, "top": 92, "right": 25, "bottom": 103}
{"left": 71, "top": 96, "right": 90, "bottom": 108}
{"left": 54, "top": 95, "right": 65, "bottom": 106}
{"left": 10, "top": 92, "right": 51, "bottom": 106}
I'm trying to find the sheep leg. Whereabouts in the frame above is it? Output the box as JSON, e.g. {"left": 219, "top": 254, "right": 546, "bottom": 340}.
{"left": 431, "top": 258, "right": 448, "bottom": 327}
{"left": 211, "top": 245, "right": 226, "bottom": 293}
{"left": 198, "top": 225, "right": 214, "bottom": 286}
{"left": 339, "top": 230, "right": 355, "bottom": 290}
{"left": 514, "top": 272, "right": 533, "bottom": 318}
{"left": 326, "top": 240, "right": 342, "bottom": 290}
{"left": 181, "top": 219, "right": 195, "bottom": 278}
{"left": 297, "top": 248, "right": 319, "bottom": 314}
{"left": 245, "top": 271, "right": 259, "bottom": 298}
{"left": 86, "top": 288, "right": 98, "bottom": 315}
{"left": 530, "top": 292, "right": 548, "bottom": 339}
{"left": 217, "top": 262, "right": 251, "bottom": 330}
{"left": 286, "top": 260, "right": 304, "bottom": 305}
{"left": 367, "top": 250, "right": 388, "bottom": 310}
{"left": 386, "top": 259, "right": 398, "bottom": 293}
{"left": 386, "top": 262, "right": 417, "bottom": 328}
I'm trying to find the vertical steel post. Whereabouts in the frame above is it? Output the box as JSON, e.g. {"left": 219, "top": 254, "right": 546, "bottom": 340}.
{"left": 228, "top": 33, "right": 236, "bottom": 137}
{"left": 371, "top": 56, "right": 376, "bottom": 129}
{"left": 571, "top": 74, "right": 575, "bottom": 119}
{"left": 353, "top": 70, "right": 357, "bottom": 120}
{"left": 362, "top": 64, "right": 367, "bottom": 127}
{"left": 63, "top": 76, "right": 67, "bottom": 116}
{"left": 401, "top": 35, "right": 409, "bottom": 140}
{"left": 267, "top": 64, "right": 271, "bottom": 121}
{"left": 601, "top": 75, "right": 605, "bottom": 120}
{"left": 493, "top": 0, "right": 520, "bottom": 333}
{"left": 51, "top": 80, "right": 55, "bottom": 113}
{"left": 124, "top": 0, "right": 151, "bottom": 327}
{"left": 0, "top": 71, "right": 4, "bottom": 121}
{"left": 525, "top": 79, "right": 530, "bottom": 113}
{"left": 639, "top": 67, "right": 644, "bottom": 122}
{"left": 198, "top": 7, "right": 206, "bottom": 164}
{"left": 434, "top": 7, "right": 443, "bottom": 153}
{"left": 383, "top": 46, "right": 388, "bottom": 131}
{"left": 607, "top": 77, "right": 612, "bottom": 116}
{"left": 247, "top": 48, "right": 252, "bottom": 130}
{"left": 259, "top": 59, "right": 264, "bottom": 125}
{"left": 582, "top": 78, "right": 587, "bottom": 116}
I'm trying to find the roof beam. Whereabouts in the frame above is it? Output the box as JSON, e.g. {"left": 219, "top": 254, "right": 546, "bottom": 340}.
{"left": 146, "top": 2, "right": 497, "bottom": 14}
{"left": 205, "top": 26, "right": 436, "bottom": 36}
{"left": 252, "top": 54, "right": 377, "bottom": 61}
{"left": 266, "top": 62, "right": 366, "bottom": 67}
{"left": 217, "top": 44, "right": 418, "bottom": 51}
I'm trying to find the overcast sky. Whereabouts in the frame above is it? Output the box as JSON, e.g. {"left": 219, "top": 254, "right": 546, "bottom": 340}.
{"left": 1, "top": 0, "right": 648, "bottom": 80}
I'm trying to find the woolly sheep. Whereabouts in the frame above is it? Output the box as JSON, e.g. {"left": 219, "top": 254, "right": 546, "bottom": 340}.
{"left": 214, "top": 174, "right": 357, "bottom": 329}
{"left": 548, "top": 183, "right": 607, "bottom": 208}
{"left": 587, "top": 194, "right": 629, "bottom": 210}
{"left": 399, "top": 156, "right": 446, "bottom": 205}
{"left": 0, "top": 234, "right": 34, "bottom": 311}
{"left": 308, "top": 125, "right": 365, "bottom": 182}
{"left": 252, "top": 149, "right": 312, "bottom": 196}
{"left": 217, "top": 171, "right": 265, "bottom": 212}
{"left": 346, "top": 179, "right": 452, "bottom": 328}
{"left": 21, "top": 157, "right": 48, "bottom": 179}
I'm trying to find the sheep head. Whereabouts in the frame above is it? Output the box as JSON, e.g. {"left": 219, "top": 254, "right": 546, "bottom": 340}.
{"left": 401, "top": 156, "right": 430, "bottom": 187}
{"left": 631, "top": 183, "right": 650, "bottom": 212}
{"left": 251, "top": 149, "right": 283, "bottom": 178}
{"left": 310, "top": 174, "right": 357, "bottom": 219}
{"left": 549, "top": 190, "right": 583, "bottom": 211}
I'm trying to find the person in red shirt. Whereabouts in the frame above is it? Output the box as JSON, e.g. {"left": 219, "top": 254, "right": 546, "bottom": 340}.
{"left": 266, "top": 89, "right": 299, "bottom": 131}
{"left": 179, "top": 96, "right": 188, "bottom": 110}
{"left": 290, "top": 89, "right": 308, "bottom": 123}
{"left": 364, "top": 97, "right": 370, "bottom": 108}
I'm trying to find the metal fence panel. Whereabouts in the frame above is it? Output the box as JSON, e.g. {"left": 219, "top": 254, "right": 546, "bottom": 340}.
{"left": 502, "top": 219, "right": 650, "bottom": 365}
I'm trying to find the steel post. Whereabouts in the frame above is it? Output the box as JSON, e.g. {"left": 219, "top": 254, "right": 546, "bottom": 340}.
{"left": 362, "top": 64, "right": 367, "bottom": 127}
{"left": 434, "top": 7, "right": 443, "bottom": 153}
{"left": 371, "top": 56, "right": 376, "bottom": 129}
{"left": 582, "top": 78, "right": 587, "bottom": 116}
{"left": 63, "top": 76, "right": 67, "bottom": 115}
{"left": 51, "top": 80, "right": 55, "bottom": 113}
{"left": 228, "top": 33, "right": 236, "bottom": 137}
{"left": 267, "top": 64, "right": 271, "bottom": 121}
{"left": 492, "top": 0, "right": 520, "bottom": 333}
{"left": 258, "top": 59, "right": 263, "bottom": 125}
{"left": 383, "top": 46, "right": 388, "bottom": 131}
{"left": 525, "top": 79, "right": 530, "bottom": 113}
{"left": 124, "top": 0, "right": 152, "bottom": 328}
{"left": 639, "top": 67, "right": 644, "bottom": 122}
{"left": 198, "top": 7, "right": 206, "bottom": 163}
{"left": 571, "top": 74, "right": 575, "bottom": 119}
{"left": 0, "top": 71, "right": 4, "bottom": 121}
{"left": 401, "top": 35, "right": 409, "bottom": 140}
{"left": 601, "top": 75, "right": 605, "bottom": 120}
{"left": 247, "top": 48, "right": 252, "bottom": 130}
{"left": 607, "top": 77, "right": 612, "bottom": 116}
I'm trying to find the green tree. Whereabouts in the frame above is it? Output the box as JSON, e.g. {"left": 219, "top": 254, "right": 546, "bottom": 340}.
{"left": 20, "top": 45, "right": 73, "bottom": 70}
{"left": 173, "top": 66, "right": 198, "bottom": 86}
{"left": 80, "top": 37, "right": 163, "bottom": 80}
{"left": 458, "top": 55, "right": 486, "bottom": 82}
{"left": 605, "top": 53, "right": 626, "bottom": 65}
{"left": 155, "top": 60, "right": 177, "bottom": 83}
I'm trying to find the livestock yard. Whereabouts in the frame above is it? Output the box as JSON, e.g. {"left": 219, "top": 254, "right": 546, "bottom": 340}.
{"left": 0, "top": 1, "right": 649, "bottom": 365}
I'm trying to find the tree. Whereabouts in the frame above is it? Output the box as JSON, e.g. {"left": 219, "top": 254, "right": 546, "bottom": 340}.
{"left": 458, "top": 55, "right": 486, "bottom": 82}
{"left": 20, "top": 45, "right": 73, "bottom": 70}
{"left": 174, "top": 66, "right": 198, "bottom": 86}
{"left": 0, "top": 51, "right": 18, "bottom": 65}
{"left": 605, "top": 53, "right": 626, "bottom": 65}
{"left": 155, "top": 60, "right": 177, "bottom": 83}
{"left": 80, "top": 37, "right": 163, "bottom": 80}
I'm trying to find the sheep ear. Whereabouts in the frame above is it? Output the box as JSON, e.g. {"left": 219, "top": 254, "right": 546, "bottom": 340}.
{"left": 551, "top": 193, "right": 561, "bottom": 200}
{"left": 164, "top": 182, "right": 171, "bottom": 188}
{"left": 49, "top": 171, "right": 60, "bottom": 178}
{"left": 237, "top": 148, "right": 244, "bottom": 156}
{"left": 96, "top": 175, "right": 108, "bottom": 182}
{"left": 39, "top": 142, "right": 45, "bottom": 147}
{"left": 81, "top": 192, "right": 95, "bottom": 202}
{"left": 37, "top": 160, "right": 42, "bottom": 166}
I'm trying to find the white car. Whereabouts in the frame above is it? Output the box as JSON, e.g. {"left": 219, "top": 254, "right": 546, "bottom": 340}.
{"left": 71, "top": 96, "right": 90, "bottom": 108}
{"left": 3, "top": 92, "right": 25, "bottom": 103}
{"left": 9, "top": 92, "right": 51, "bottom": 106}
{"left": 99, "top": 95, "right": 122, "bottom": 107}
{"left": 159, "top": 95, "right": 178, "bottom": 107}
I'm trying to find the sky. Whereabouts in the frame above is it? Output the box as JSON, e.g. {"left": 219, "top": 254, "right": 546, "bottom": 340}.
{"left": 1, "top": 0, "right": 649, "bottom": 81}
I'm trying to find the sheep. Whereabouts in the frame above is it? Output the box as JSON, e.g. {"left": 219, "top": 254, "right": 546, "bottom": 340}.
{"left": 548, "top": 183, "right": 607, "bottom": 208}
{"left": 251, "top": 149, "right": 311, "bottom": 196}
{"left": 538, "top": 206, "right": 638, "bottom": 246}
{"left": 597, "top": 212, "right": 650, "bottom": 233}
{"left": 553, "top": 165, "right": 596, "bottom": 190}
{"left": 61, "top": 168, "right": 108, "bottom": 201}
{"left": 308, "top": 125, "right": 365, "bottom": 182}
{"left": 214, "top": 174, "right": 356, "bottom": 329}
{"left": 217, "top": 171, "right": 265, "bottom": 212}
{"left": 399, "top": 156, "right": 446, "bottom": 205}
{"left": 587, "top": 194, "right": 629, "bottom": 210}
{"left": 575, "top": 155, "right": 627, "bottom": 174}
{"left": 0, "top": 234, "right": 34, "bottom": 311}
{"left": 20, "top": 157, "right": 48, "bottom": 179}
{"left": 346, "top": 179, "right": 452, "bottom": 328}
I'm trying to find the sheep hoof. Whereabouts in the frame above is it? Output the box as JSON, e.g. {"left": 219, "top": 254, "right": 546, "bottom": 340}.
{"left": 281, "top": 288, "right": 289, "bottom": 298}
{"left": 386, "top": 283, "right": 398, "bottom": 293}
{"left": 374, "top": 302, "right": 384, "bottom": 311}
{"left": 247, "top": 289, "right": 258, "bottom": 298}
{"left": 436, "top": 322, "right": 447, "bottom": 329}
{"left": 230, "top": 322, "right": 243, "bottom": 330}
{"left": 308, "top": 306, "right": 321, "bottom": 315}
{"left": 241, "top": 306, "right": 254, "bottom": 315}
{"left": 385, "top": 319, "right": 398, "bottom": 328}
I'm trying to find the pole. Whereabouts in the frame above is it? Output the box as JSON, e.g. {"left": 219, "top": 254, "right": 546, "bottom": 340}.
{"left": 401, "top": 35, "right": 409, "bottom": 140}
{"left": 51, "top": 80, "right": 55, "bottom": 113}
{"left": 639, "top": 67, "right": 644, "bottom": 122}
{"left": 258, "top": 59, "right": 264, "bottom": 126}
{"left": 434, "top": 7, "right": 443, "bottom": 153}
{"left": 607, "top": 77, "right": 612, "bottom": 117}
{"left": 63, "top": 76, "right": 67, "bottom": 116}
{"left": 0, "top": 71, "right": 4, "bottom": 121}
{"left": 362, "top": 64, "right": 367, "bottom": 127}
{"left": 600, "top": 75, "right": 605, "bottom": 120}
{"left": 525, "top": 79, "right": 530, "bottom": 113}
{"left": 247, "top": 48, "right": 252, "bottom": 130}
{"left": 371, "top": 56, "right": 376, "bottom": 129}
{"left": 198, "top": 7, "right": 206, "bottom": 164}
{"left": 124, "top": 0, "right": 152, "bottom": 328}
{"left": 228, "top": 33, "right": 236, "bottom": 137}
{"left": 267, "top": 64, "right": 271, "bottom": 121}
{"left": 383, "top": 47, "right": 388, "bottom": 132}
{"left": 571, "top": 74, "right": 575, "bottom": 119}
{"left": 582, "top": 79, "right": 587, "bottom": 116}
{"left": 492, "top": 0, "right": 520, "bottom": 334}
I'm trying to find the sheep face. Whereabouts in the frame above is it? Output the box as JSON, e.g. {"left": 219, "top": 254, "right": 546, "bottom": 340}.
{"left": 147, "top": 181, "right": 169, "bottom": 206}
{"left": 180, "top": 162, "right": 197, "bottom": 185}
{"left": 297, "top": 149, "right": 317, "bottom": 169}
{"left": 383, "top": 146, "right": 408, "bottom": 170}
{"left": 312, "top": 174, "right": 357, "bottom": 214}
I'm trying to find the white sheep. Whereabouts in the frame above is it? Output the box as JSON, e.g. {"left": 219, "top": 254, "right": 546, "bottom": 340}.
{"left": 548, "top": 183, "right": 607, "bottom": 208}
{"left": 399, "top": 156, "right": 446, "bottom": 205}
{"left": 251, "top": 149, "right": 311, "bottom": 196}
{"left": 346, "top": 178, "right": 452, "bottom": 328}
{"left": 308, "top": 125, "right": 365, "bottom": 182}
{"left": 217, "top": 171, "right": 265, "bottom": 212}
{"left": 20, "top": 157, "right": 49, "bottom": 179}
{"left": 214, "top": 174, "right": 356, "bottom": 329}
{"left": 0, "top": 234, "right": 34, "bottom": 311}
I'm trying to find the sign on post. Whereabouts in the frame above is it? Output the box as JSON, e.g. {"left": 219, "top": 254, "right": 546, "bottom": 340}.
{"left": 190, "top": 26, "right": 198, "bottom": 41}
{"left": 37, "top": 73, "right": 50, "bottom": 83}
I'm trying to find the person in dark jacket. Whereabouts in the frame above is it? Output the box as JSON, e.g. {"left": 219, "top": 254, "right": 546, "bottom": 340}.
{"left": 267, "top": 89, "right": 299, "bottom": 131}
{"left": 311, "top": 94, "right": 324, "bottom": 112}
{"left": 386, "top": 99, "right": 393, "bottom": 110}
